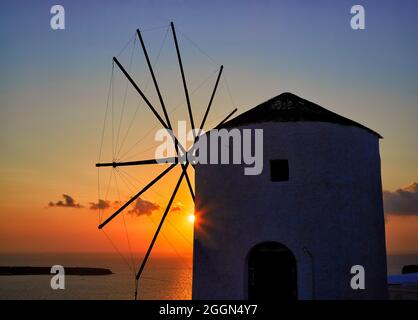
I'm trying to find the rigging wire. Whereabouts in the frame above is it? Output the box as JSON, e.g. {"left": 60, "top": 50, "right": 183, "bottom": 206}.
{"left": 116, "top": 26, "right": 170, "bottom": 160}
{"left": 111, "top": 61, "right": 116, "bottom": 159}
{"left": 116, "top": 166, "right": 193, "bottom": 258}
{"left": 178, "top": 30, "right": 218, "bottom": 66}
{"left": 97, "top": 24, "right": 236, "bottom": 300}
{"left": 115, "top": 34, "right": 137, "bottom": 157}
{"left": 116, "top": 27, "right": 221, "bottom": 161}
{"left": 165, "top": 215, "right": 193, "bottom": 247}
{"left": 99, "top": 168, "right": 114, "bottom": 225}
{"left": 114, "top": 165, "right": 179, "bottom": 298}
{"left": 148, "top": 214, "right": 192, "bottom": 268}
{"left": 134, "top": 277, "right": 138, "bottom": 300}
{"left": 116, "top": 31, "right": 135, "bottom": 58}
{"left": 116, "top": 166, "right": 169, "bottom": 201}
{"left": 98, "top": 63, "right": 114, "bottom": 163}
{"left": 98, "top": 169, "right": 137, "bottom": 277}
{"left": 119, "top": 66, "right": 219, "bottom": 161}
{"left": 112, "top": 168, "right": 147, "bottom": 298}
{"left": 116, "top": 23, "right": 169, "bottom": 60}
{"left": 178, "top": 26, "right": 236, "bottom": 112}
{"left": 99, "top": 168, "right": 136, "bottom": 274}
{"left": 116, "top": 24, "right": 168, "bottom": 60}
{"left": 97, "top": 169, "right": 101, "bottom": 225}
{"left": 98, "top": 63, "right": 116, "bottom": 224}
{"left": 114, "top": 169, "right": 137, "bottom": 273}
{"left": 101, "top": 229, "right": 136, "bottom": 275}
{"left": 117, "top": 121, "right": 162, "bottom": 162}
{"left": 132, "top": 211, "right": 192, "bottom": 298}
{"left": 179, "top": 26, "right": 237, "bottom": 126}
{"left": 139, "top": 24, "right": 170, "bottom": 32}
{"left": 204, "top": 108, "right": 235, "bottom": 129}
{"left": 167, "top": 66, "right": 220, "bottom": 114}
{"left": 223, "top": 73, "right": 236, "bottom": 109}
{"left": 122, "top": 143, "right": 164, "bottom": 162}
{"left": 118, "top": 166, "right": 193, "bottom": 248}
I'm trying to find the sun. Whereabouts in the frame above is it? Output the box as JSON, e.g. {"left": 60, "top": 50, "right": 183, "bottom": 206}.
{"left": 187, "top": 213, "right": 195, "bottom": 224}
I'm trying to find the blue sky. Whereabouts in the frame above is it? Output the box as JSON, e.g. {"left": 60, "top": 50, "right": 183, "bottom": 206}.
{"left": 0, "top": 0, "right": 417, "bottom": 190}
{"left": 0, "top": 0, "right": 418, "bottom": 254}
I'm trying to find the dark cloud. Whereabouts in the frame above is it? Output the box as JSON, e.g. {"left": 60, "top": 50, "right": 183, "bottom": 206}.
{"left": 383, "top": 182, "right": 418, "bottom": 216}
{"left": 128, "top": 198, "right": 160, "bottom": 217}
{"left": 170, "top": 202, "right": 184, "bottom": 213}
{"left": 89, "top": 199, "right": 110, "bottom": 210}
{"left": 48, "top": 194, "right": 83, "bottom": 208}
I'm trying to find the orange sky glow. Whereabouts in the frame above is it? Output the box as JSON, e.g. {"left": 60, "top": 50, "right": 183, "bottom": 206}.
{"left": 1, "top": 1, "right": 417, "bottom": 258}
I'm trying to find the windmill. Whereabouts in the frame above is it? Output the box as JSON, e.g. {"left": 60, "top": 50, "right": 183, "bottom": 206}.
{"left": 95, "top": 22, "right": 237, "bottom": 299}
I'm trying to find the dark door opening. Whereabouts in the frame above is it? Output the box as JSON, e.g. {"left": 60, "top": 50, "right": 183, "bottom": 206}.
{"left": 248, "top": 241, "right": 297, "bottom": 300}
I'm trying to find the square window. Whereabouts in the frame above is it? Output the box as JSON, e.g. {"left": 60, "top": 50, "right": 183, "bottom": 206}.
{"left": 270, "top": 159, "right": 289, "bottom": 182}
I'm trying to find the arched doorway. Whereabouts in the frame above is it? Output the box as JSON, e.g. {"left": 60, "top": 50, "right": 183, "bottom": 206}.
{"left": 248, "top": 241, "right": 297, "bottom": 300}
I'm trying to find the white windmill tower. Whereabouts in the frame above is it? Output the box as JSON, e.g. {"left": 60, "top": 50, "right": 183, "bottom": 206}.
{"left": 193, "top": 92, "right": 388, "bottom": 300}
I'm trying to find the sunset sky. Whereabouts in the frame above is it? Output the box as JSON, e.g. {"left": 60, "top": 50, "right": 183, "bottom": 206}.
{"left": 0, "top": 0, "right": 417, "bottom": 260}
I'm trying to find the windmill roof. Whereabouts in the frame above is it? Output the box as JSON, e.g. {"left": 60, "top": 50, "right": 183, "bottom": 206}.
{"left": 219, "top": 92, "right": 382, "bottom": 138}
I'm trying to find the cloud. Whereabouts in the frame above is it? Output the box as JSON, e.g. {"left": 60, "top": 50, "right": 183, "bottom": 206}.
{"left": 128, "top": 198, "right": 161, "bottom": 217}
{"left": 170, "top": 202, "right": 184, "bottom": 213}
{"left": 89, "top": 199, "right": 110, "bottom": 210}
{"left": 48, "top": 194, "right": 83, "bottom": 208}
{"left": 383, "top": 182, "right": 418, "bottom": 216}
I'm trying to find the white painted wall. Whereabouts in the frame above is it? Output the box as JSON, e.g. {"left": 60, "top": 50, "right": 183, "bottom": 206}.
{"left": 193, "top": 121, "right": 387, "bottom": 299}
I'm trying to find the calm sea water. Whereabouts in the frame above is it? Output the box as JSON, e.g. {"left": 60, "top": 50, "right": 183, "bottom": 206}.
{"left": 0, "top": 253, "right": 417, "bottom": 299}
{"left": 0, "top": 253, "right": 192, "bottom": 300}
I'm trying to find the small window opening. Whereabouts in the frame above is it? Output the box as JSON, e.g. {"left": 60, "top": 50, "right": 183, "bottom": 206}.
{"left": 270, "top": 159, "right": 289, "bottom": 182}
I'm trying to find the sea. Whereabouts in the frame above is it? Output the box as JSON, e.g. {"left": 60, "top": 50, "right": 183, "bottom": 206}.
{"left": 0, "top": 253, "right": 192, "bottom": 300}
{"left": 0, "top": 253, "right": 417, "bottom": 300}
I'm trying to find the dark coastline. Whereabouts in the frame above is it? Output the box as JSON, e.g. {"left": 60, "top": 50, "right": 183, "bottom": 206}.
{"left": 0, "top": 266, "right": 113, "bottom": 276}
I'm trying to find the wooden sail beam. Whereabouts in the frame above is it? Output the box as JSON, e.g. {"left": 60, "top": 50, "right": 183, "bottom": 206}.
{"left": 170, "top": 22, "right": 195, "bottom": 137}
{"left": 96, "top": 157, "right": 178, "bottom": 168}
{"left": 199, "top": 65, "right": 223, "bottom": 131}
{"left": 215, "top": 108, "right": 237, "bottom": 128}
{"left": 188, "top": 107, "right": 238, "bottom": 156}
{"left": 112, "top": 56, "right": 194, "bottom": 199}
{"left": 136, "top": 29, "right": 171, "bottom": 130}
{"left": 112, "top": 57, "right": 187, "bottom": 156}
{"left": 137, "top": 27, "right": 194, "bottom": 202}
{"left": 98, "top": 163, "right": 177, "bottom": 230}
{"left": 113, "top": 56, "right": 168, "bottom": 130}
{"left": 186, "top": 65, "right": 224, "bottom": 162}
{"left": 136, "top": 162, "right": 189, "bottom": 281}
{"left": 100, "top": 25, "right": 240, "bottom": 294}
{"left": 134, "top": 109, "right": 238, "bottom": 288}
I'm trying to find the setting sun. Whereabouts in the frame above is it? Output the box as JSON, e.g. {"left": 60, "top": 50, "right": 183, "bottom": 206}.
{"left": 187, "top": 214, "right": 195, "bottom": 224}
